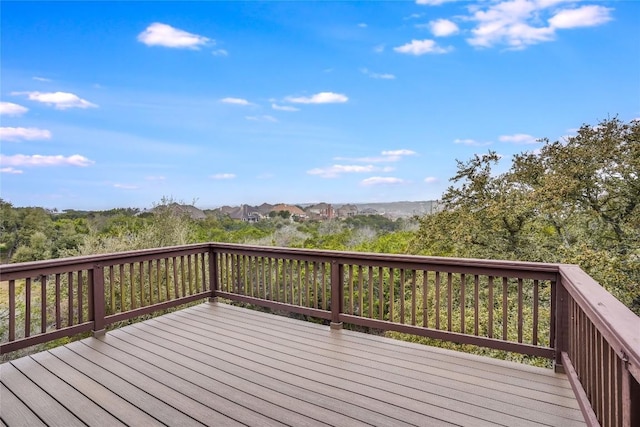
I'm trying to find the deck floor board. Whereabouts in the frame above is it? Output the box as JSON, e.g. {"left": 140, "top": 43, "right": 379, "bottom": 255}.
{"left": 1, "top": 302, "right": 586, "bottom": 427}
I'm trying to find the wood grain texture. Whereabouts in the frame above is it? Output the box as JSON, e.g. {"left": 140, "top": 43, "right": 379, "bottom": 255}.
{"left": 0, "top": 302, "right": 586, "bottom": 427}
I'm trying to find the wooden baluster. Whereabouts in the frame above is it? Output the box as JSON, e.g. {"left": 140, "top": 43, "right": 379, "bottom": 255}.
{"left": 55, "top": 274, "right": 61, "bottom": 329}
{"left": 9, "top": 280, "right": 15, "bottom": 341}
{"left": 40, "top": 275, "right": 47, "bottom": 334}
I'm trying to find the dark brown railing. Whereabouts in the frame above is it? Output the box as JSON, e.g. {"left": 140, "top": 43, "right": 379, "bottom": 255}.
{"left": 1, "top": 243, "right": 638, "bottom": 426}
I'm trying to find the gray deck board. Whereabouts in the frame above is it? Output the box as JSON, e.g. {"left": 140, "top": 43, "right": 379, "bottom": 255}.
{"left": 1, "top": 302, "right": 586, "bottom": 427}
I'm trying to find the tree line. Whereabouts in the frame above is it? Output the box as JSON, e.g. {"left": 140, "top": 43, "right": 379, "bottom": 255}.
{"left": 1, "top": 117, "right": 638, "bottom": 319}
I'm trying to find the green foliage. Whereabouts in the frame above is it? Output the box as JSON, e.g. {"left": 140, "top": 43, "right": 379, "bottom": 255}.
{"left": 412, "top": 117, "right": 640, "bottom": 315}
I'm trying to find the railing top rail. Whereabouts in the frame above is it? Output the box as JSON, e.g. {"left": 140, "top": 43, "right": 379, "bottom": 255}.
{"left": 209, "top": 242, "right": 562, "bottom": 274}
{"left": 559, "top": 264, "right": 640, "bottom": 381}
{"left": 0, "top": 243, "right": 211, "bottom": 276}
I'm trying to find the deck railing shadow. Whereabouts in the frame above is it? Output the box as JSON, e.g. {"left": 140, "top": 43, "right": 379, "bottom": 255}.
{"left": 1, "top": 243, "right": 638, "bottom": 426}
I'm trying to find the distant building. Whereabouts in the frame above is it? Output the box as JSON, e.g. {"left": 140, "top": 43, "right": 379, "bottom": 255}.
{"left": 306, "top": 203, "right": 334, "bottom": 220}
{"left": 270, "top": 204, "right": 307, "bottom": 220}
{"left": 336, "top": 204, "right": 358, "bottom": 218}
{"left": 216, "top": 204, "right": 264, "bottom": 222}
{"left": 359, "top": 207, "right": 379, "bottom": 216}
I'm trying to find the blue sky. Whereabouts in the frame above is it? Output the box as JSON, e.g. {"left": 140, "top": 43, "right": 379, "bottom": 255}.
{"left": 1, "top": 1, "right": 638, "bottom": 210}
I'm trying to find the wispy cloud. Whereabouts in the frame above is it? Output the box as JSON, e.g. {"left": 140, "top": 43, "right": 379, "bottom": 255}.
{"left": 245, "top": 115, "right": 278, "bottom": 123}
{"left": 0, "top": 127, "right": 52, "bottom": 142}
{"left": 0, "top": 102, "right": 28, "bottom": 116}
{"left": 374, "top": 44, "right": 385, "bottom": 53}
{"left": 424, "top": 176, "right": 438, "bottom": 184}
{"left": 285, "top": 92, "right": 348, "bottom": 104}
{"left": 361, "top": 176, "right": 406, "bottom": 186}
{"left": 0, "top": 154, "right": 94, "bottom": 167}
{"left": 454, "top": 138, "right": 492, "bottom": 147}
{"left": 358, "top": 23, "right": 368, "bottom": 28}
{"left": 429, "top": 19, "right": 459, "bottom": 37}
{"left": 1, "top": 167, "right": 23, "bottom": 174}
{"left": 145, "top": 175, "right": 166, "bottom": 181}
{"left": 212, "top": 49, "right": 228, "bottom": 56}
{"left": 361, "top": 68, "right": 396, "bottom": 80}
{"left": 394, "top": 39, "right": 452, "bottom": 55}
{"left": 499, "top": 133, "right": 539, "bottom": 144}
{"left": 221, "top": 97, "right": 252, "bottom": 106}
{"left": 33, "top": 76, "right": 52, "bottom": 82}
{"left": 382, "top": 149, "right": 416, "bottom": 157}
{"left": 13, "top": 91, "right": 97, "bottom": 110}
{"left": 307, "top": 164, "right": 376, "bottom": 178}
{"left": 405, "top": 13, "right": 423, "bottom": 20}
{"left": 114, "top": 183, "right": 139, "bottom": 190}
{"left": 335, "top": 149, "right": 416, "bottom": 163}
{"left": 210, "top": 173, "right": 236, "bottom": 180}
{"left": 138, "top": 22, "right": 211, "bottom": 49}
{"left": 272, "top": 103, "right": 299, "bottom": 112}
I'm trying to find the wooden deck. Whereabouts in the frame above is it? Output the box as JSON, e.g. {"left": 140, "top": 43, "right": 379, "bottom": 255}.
{"left": 1, "top": 302, "right": 586, "bottom": 427}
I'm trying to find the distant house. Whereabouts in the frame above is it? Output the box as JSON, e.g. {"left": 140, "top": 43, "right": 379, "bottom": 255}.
{"left": 336, "top": 204, "right": 358, "bottom": 218}
{"left": 306, "top": 203, "right": 334, "bottom": 220}
{"left": 257, "top": 203, "right": 274, "bottom": 216}
{"left": 359, "top": 207, "right": 379, "bottom": 216}
{"left": 270, "top": 204, "right": 307, "bottom": 220}
{"left": 215, "top": 204, "right": 264, "bottom": 222}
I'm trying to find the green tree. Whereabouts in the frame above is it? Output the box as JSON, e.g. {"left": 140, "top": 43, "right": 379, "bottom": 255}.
{"left": 413, "top": 117, "right": 640, "bottom": 314}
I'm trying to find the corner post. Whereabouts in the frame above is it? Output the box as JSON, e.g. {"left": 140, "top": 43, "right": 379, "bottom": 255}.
{"left": 553, "top": 273, "right": 568, "bottom": 373}
{"left": 622, "top": 358, "right": 640, "bottom": 427}
{"left": 209, "top": 245, "right": 219, "bottom": 303}
{"left": 92, "top": 264, "right": 106, "bottom": 336}
{"left": 330, "top": 260, "right": 343, "bottom": 330}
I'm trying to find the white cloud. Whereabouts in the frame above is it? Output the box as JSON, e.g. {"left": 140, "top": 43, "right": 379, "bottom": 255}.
{"left": 429, "top": 19, "right": 460, "bottom": 37}
{"left": 221, "top": 97, "right": 251, "bottom": 105}
{"left": 394, "top": 39, "right": 452, "bottom": 55}
{"left": 145, "top": 175, "right": 166, "bottom": 181}
{"left": 548, "top": 5, "right": 613, "bottom": 29}
{"left": 114, "top": 183, "right": 139, "bottom": 190}
{"left": 358, "top": 23, "right": 368, "bottom": 28}
{"left": 499, "top": 133, "right": 539, "bottom": 144}
{"left": 361, "top": 68, "right": 396, "bottom": 80}
{"left": 1, "top": 167, "right": 23, "bottom": 174}
{"left": 13, "top": 91, "right": 97, "bottom": 109}
{"left": 374, "top": 44, "right": 385, "bottom": 53}
{"left": 0, "top": 154, "right": 94, "bottom": 167}
{"left": 0, "top": 127, "right": 52, "bottom": 142}
{"left": 308, "top": 164, "right": 376, "bottom": 178}
{"left": 33, "top": 76, "right": 52, "bottom": 82}
{"left": 285, "top": 92, "right": 348, "bottom": 104}
{"left": 272, "top": 103, "right": 299, "bottom": 112}
{"left": 138, "top": 22, "right": 210, "bottom": 49}
{"left": 454, "top": 138, "right": 492, "bottom": 146}
{"left": 381, "top": 149, "right": 416, "bottom": 157}
{"left": 245, "top": 115, "right": 278, "bottom": 123}
{"left": 335, "top": 149, "right": 416, "bottom": 164}
{"left": 466, "top": 1, "right": 613, "bottom": 49}
{"left": 361, "top": 176, "right": 406, "bottom": 186}
{"left": 0, "top": 102, "right": 29, "bottom": 116}
{"left": 210, "top": 173, "right": 236, "bottom": 180}
{"left": 424, "top": 176, "right": 439, "bottom": 184}
{"left": 212, "top": 49, "right": 228, "bottom": 56}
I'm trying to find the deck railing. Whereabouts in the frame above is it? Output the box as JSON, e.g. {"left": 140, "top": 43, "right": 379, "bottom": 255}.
{"left": 1, "top": 243, "right": 638, "bottom": 426}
